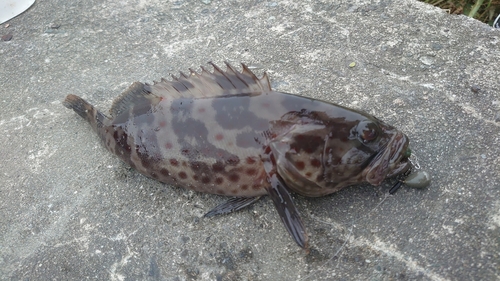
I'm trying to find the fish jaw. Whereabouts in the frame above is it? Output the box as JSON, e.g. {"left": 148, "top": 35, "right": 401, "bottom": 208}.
{"left": 364, "top": 131, "right": 410, "bottom": 185}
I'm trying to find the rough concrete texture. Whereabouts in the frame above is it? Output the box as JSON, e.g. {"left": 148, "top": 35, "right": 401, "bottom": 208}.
{"left": 1, "top": 0, "right": 499, "bottom": 280}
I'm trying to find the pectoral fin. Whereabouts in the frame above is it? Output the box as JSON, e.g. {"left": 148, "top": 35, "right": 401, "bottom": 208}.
{"left": 266, "top": 173, "right": 309, "bottom": 249}
{"left": 204, "top": 196, "right": 262, "bottom": 217}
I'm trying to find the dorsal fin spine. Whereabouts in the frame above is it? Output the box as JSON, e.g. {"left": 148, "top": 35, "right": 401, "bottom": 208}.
{"left": 224, "top": 62, "right": 250, "bottom": 88}
{"left": 208, "top": 61, "right": 235, "bottom": 89}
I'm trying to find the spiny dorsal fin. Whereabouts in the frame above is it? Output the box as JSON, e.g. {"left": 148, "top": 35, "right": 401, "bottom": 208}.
{"left": 144, "top": 62, "right": 272, "bottom": 99}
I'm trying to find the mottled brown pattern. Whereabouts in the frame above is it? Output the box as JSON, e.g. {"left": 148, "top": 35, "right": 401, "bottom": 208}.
{"left": 64, "top": 62, "right": 412, "bottom": 248}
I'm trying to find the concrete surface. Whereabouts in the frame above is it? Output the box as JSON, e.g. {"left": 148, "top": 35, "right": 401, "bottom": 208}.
{"left": 1, "top": 0, "right": 499, "bottom": 280}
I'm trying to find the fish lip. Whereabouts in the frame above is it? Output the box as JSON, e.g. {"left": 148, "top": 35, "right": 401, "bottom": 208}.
{"left": 386, "top": 156, "right": 411, "bottom": 178}
{"left": 365, "top": 131, "right": 410, "bottom": 185}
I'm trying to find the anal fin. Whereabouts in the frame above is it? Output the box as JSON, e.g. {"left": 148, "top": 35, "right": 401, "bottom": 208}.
{"left": 204, "top": 196, "right": 262, "bottom": 217}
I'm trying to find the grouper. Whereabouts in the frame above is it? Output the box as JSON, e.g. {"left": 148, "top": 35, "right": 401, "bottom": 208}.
{"left": 63, "top": 62, "right": 414, "bottom": 248}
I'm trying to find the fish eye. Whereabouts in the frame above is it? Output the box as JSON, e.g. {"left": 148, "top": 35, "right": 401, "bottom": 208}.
{"left": 357, "top": 121, "right": 378, "bottom": 143}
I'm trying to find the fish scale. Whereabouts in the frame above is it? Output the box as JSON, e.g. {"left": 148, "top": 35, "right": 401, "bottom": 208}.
{"left": 63, "top": 62, "right": 412, "bottom": 249}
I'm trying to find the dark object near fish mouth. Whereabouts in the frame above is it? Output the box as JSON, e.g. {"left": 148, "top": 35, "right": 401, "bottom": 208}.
{"left": 389, "top": 167, "right": 411, "bottom": 194}
{"left": 389, "top": 166, "right": 431, "bottom": 194}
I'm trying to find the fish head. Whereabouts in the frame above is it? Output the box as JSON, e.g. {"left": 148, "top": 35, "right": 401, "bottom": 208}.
{"left": 271, "top": 110, "right": 411, "bottom": 197}
{"left": 356, "top": 119, "right": 411, "bottom": 185}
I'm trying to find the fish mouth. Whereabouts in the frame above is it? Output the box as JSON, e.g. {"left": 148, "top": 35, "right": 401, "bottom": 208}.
{"left": 365, "top": 131, "right": 410, "bottom": 185}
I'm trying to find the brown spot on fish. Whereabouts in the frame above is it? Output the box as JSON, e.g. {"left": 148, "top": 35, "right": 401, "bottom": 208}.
{"left": 160, "top": 168, "right": 169, "bottom": 176}
{"left": 295, "top": 161, "right": 305, "bottom": 171}
{"left": 228, "top": 173, "right": 240, "bottom": 182}
{"left": 215, "top": 177, "right": 224, "bottom": 185}
{"left": 310, "top": 158, "right": 321, "bottom": 168}
{"left": 201, "top": 176, "right": 211, "bottom": 184}
{"left": 169, "top": 158, "right": 179, "bottom": 166}
{"left": 193, "top": 175, "right": 199, "bottom": 181}
{"left": 179, "top": 171, "right": 187, "bottom": 179}
{"left": 225, "top": 155, "right": 240, "bottom": 166}
{"left": 252, "top": 183, "right": 261, "bottom": 190}
{"left": 305, "top": 172, "right": 312, "bottom": 178}
{"left": 215, "top": 133, "right": 224, "bottom": 141}
{"left": 151, "top": 172, "right": 158, "bottom": 179}
{"left": 241, "top": 184, "right": 249, "bottom": 190}
{"left": 231, "top": 189, "right": 238, "bottom": 195}
{"left": 212, "top": 162, "right": 225, "bottom": 173}
{"left": 159, "top": 120, "right": 167, "bottom": 127}
{"left": 165, "top": 142, "right": 173, "bottom": 149}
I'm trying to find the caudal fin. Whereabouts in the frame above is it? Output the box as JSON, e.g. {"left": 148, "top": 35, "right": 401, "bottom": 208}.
{"left": 63, "top": 94, "right": 107, "bottom": 129}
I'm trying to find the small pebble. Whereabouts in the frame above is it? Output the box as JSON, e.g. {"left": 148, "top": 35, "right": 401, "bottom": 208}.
{"left": 1, "top": 34, "right": 12, "bottom": 41}
{"left": 431, "top": 43, "right": 442, "bottom": 51}
{"left": 470, "top": 85, "right": 480, "bottom": 93}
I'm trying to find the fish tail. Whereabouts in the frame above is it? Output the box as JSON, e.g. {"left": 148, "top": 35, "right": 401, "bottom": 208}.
{"left": 63, "top": 94, "right": 107, "bottom": 130}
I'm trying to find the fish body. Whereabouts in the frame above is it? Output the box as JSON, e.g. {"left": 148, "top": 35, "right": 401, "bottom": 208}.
{"left": 64, "top": 62, "right": 411, "bottom": 248}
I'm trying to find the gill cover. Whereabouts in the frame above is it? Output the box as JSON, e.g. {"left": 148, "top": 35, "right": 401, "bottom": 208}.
{"left": 270, "top": 111, "right": 408, "bottom": 197}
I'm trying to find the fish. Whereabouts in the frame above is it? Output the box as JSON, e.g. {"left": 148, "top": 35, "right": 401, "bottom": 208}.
{"left": 63, "top": 62, "right": 412, "bottom": 249}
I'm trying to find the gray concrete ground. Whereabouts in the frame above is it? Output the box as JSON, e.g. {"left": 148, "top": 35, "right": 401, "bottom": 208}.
{"left": 1, "top": 0, "right": 499, "bottom": 280}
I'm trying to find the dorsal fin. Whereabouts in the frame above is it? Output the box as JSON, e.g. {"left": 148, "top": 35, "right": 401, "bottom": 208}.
{"left": 144, "top": 62, "right": 272, "bottom": 99}
{"left": 110, "top": 81, "right": 161, "bottom": 118}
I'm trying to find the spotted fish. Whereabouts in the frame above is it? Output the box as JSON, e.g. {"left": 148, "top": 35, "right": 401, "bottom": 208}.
{"left": 63, "top": 62, "right": 412, "bottom": 248}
